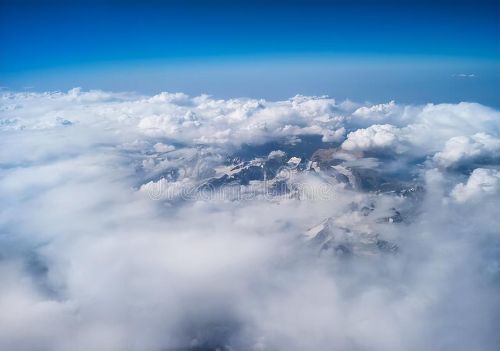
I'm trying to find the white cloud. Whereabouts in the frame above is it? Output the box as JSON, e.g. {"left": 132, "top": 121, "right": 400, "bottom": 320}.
{"left": 451, "top": 168, "right": 500, "bottom": 203}
{"left": 434, "top": 133, "right": 500, "bottom": 168}
{"left": 153, "top": 142, "right": 175, "bottom": 153}
{"left": 351, "top": 100, "right": 404, "bottom": 124}
{"left": 1, "top": 89, "right": 500, "bottom": 351}
{"left": 341, "top": 103, "right": 500, "bottom": 160}
{"left": 268, "top": 150, "right": 287, "bottom": 159}
{"left": 452, "top": 73, "right": 476, "bottom": 78}
{"left": 341, "top": 124, "right": 407, "bottom": 153}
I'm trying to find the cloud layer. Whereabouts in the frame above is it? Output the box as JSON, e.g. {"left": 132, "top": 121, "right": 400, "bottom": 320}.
{"left": 1, "top": 89, "right": 500, "bottom": 351}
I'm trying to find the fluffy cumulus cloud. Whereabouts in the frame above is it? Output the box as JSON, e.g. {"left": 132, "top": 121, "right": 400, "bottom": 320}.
{"left": 451, "top": 168, "right": 500, "bottom": 203}
{"left": 341, "top": 124, "right": 408, "bottom": 153}
{"left": 433, "top": 133, "right": 500, "bottom": 168}
{"left": 1, "top": 89, "right": 500, "bottom": 351}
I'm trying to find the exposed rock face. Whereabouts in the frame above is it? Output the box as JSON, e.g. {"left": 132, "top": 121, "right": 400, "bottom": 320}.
{"left": 156, "top": 141, "right": 422, "bottom": 259}
{"left": 304, "top": 217, "right": 399, "bottom": 257}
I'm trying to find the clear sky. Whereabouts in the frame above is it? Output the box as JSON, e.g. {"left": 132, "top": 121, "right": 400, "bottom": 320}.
{"left": 1, "top": 0, "right": 499, "bottom": 105}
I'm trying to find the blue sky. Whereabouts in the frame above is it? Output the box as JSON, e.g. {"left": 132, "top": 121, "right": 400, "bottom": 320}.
{"left": 1, "top": 0, "right": 499, "bottom": 105}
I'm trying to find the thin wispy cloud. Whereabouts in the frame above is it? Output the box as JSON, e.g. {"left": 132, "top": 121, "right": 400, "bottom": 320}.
{"left": 452, "top": 73, "right": 477, "bottom": 78}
